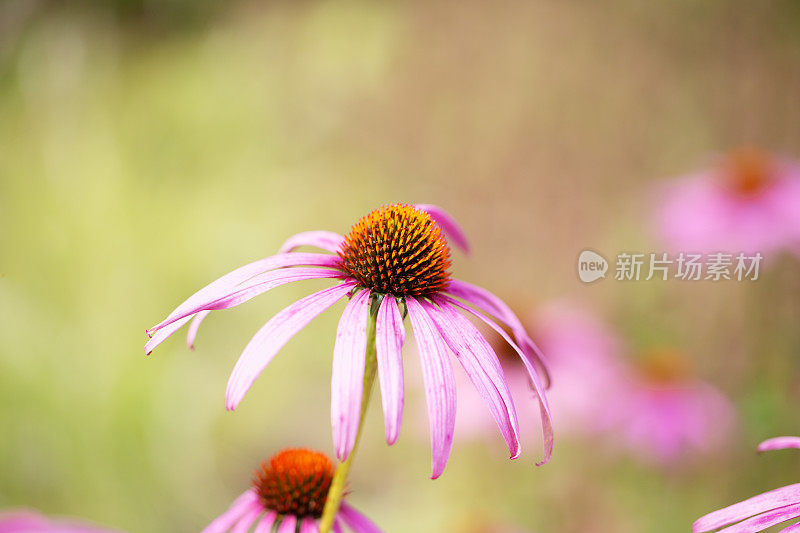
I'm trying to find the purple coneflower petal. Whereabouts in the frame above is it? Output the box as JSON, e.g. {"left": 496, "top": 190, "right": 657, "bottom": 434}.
{"left": 338, "top": 503, "right": 382, "bottom": 533}
{"left": 375, "top": 295, "right": 406, "bottom": 445}
{"left": 693, "top": 484, "right": 800, "bottom": 532}
{"left": 714, "top": 503, "right": 800, "bottom": 533}
{"left": 406, "top": 296, "right": 456, "bottom": 480}
{"left": 331, "top": 289, "right": 371, "bottom": 461}
{"left": 415, "top": 204, "right": 470, "bottom": 254}
{"left": 149, "top": 266, "right": 346, "bottom": 340}
{"left": 278, "top": 231, "right": 346, "bottom": 254}
{"left": 441, "top": 294, "right": 554, "bottom": 465}
{"left": 148, "top": 253, "right": 341, "bottom": 335}
{"left": 226, "top": 281, "right": 357, "bottom": 410}
{"left": 277, "top": 515, "right": 297, "bottom": 533}
{"left": 300, "top": 516, "right": 319, "bottom": 533}
{"left": 201, "top": 490, "right": 259, "bottom": 533}
{"left": 145, "top": 315, "right": 193, "bottom": 355}
{"left": 759, "top": 437, "right": 800, "bottom": 453}
{"left": 231, "top": 505, "right": 262, "bottom": 533}
{"left": 446, "top": 279, "right": 552, "bottom": 387}
{"left": 333, "top": 519, "right": 344, "bottom": 533}
{"left": 252, "top": 512, "right": 277, "bottom": 533}
{"left": 425, "top": 296, "right": 521, "bottom": 459}
{"left": 186, "top": 310, "right": 210, "bottom": 350}
{"left": 781, "top": 522, "right": 800, "bottom": 532}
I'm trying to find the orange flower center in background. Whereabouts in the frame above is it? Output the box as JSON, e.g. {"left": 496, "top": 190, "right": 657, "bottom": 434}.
{"left": 253, "top": 448, "right": 334, "bottom": 519}
{"left": 338, "top": 204, "right": 452, "bottom": 296}
{"left": 637, "top": 348, "right": 690, "bottom": 386}
{"left": 722, "top": 147, "right": 775, "bottom": 197}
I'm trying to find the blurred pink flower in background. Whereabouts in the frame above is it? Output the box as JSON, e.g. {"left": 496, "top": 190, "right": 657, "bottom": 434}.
{"left": 655, "top": 147, "right": 800, "bottom": 257}
{"left": 694, "top": 436, "right": 800, "bottom": 532}
{"left": 609, "top": 348, "right": 737, "bottom": 465}
{"left": 0, "top": 510, "right": 117, "bottom": 532}
{"left": 455, "top": 302, "right": 736, "bottom": 466}
{"left": 542, "top": 303, "right": 736, "bottom": 465}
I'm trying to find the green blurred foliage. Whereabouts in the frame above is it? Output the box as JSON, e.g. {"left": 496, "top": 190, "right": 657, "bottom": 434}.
{"left": 1, "top": 1, "right": 799, "bottom": 531}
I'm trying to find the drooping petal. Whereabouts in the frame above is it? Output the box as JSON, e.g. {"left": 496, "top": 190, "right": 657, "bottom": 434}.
{"left": 331, "top": 289, "right": 371, "bottom": 461}
{"left": 781, "top": 522, "right": 800, "bottom": 532}
{"left": 252, "top": 512, "right": 277, "bottom": 533}
{"left": 375, "top": 295, "right": 406, "bottom": 445}
{"left": 145, "top": 315, "right": 193, "bottom": 355}
{"left": 226, "top": 281, "right": 357, "bottom": 410}
{"left": 715, "top": 503, "right": 800, "bottom": 533}
{"left": 201, "top": 490, "right": 259, "bottom": 533}
{"left": 446, "top": 279, "right": 551, "bottom": 387}
{"left": 425, "top": 296, "right": 520, "bottom": 459}
{"left": 278, "top": 231, "right": 346, "bottom": 254}
{"left": 299, "top": 516, "right": 320, "bottom": 533}
{"left": 231, "top": 505, "right": 263, "bottom": 533}
{"left": 415, "top": 204, "right": 470, "bottom": 254}
{"left": 693, "top": 484, "right": 800, "bottom": 532}
{"left": 759, "top": 437, "right": 800, "bottom": 453}
{"left": 333, "top": 519, "right": 344, "bottom": 533}
{"left": 148, "top": 252, "right": 342, "bottom": 335}
{"left": 277, "top": 515, "right": 297, "bottom": 533}
{"left": 338, "top": 502, "right": 382, "bottom": 533}
{"left": 440, "top": 294, "right": 554, "bottom": 465}
{"left": 149, "top": 266, "right": 346, "bottom": 341}
{"left": 406, "top": 296, "right": 457, "bottom": 479}
{"left": 187, "top": 310, "right": 210, "bottom": 350}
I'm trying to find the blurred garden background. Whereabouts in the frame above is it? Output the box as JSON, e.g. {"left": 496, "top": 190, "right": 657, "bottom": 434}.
{"left": 2, "top": 0, "right": 800, "bottom": 531}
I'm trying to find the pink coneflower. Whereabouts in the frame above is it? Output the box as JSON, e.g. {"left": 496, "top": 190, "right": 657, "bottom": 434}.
{"left": 612, "top": 349, "right": 736, "bottom": 465}
{"left": 655, "top": 147, "right": 800, "bottom": 256}
{"left": 145, "top": 204, "right": 553, "bottom": 478}
{"left": 203, "top": 448, "right": 380, "bottom": 533}
{"left": 694, "top": 436, "right": 800, "bottom": 532}
{"left": 0, "top": 510, "right": 116, "bottom": 532}
{"left": 536, "top": 303, "right": 735, "bottom": 465}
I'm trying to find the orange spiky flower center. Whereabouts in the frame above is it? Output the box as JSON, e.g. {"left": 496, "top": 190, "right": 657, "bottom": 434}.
{"left": 637, "top": 348, "right": 690, "bottom": 386}
{"left": 252, "top": 448, "right": 334, "bottom": 519}
{"left": 722, "top": 147, "right": 774, "bottom": 197}
{"left": 338, "top": 204, "right": 452, "bottom": 297}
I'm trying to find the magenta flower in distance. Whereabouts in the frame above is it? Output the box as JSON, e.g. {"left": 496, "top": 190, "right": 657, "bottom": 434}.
{"left": 204, "top": 448, "right": 380, "bottom": 533}
{"left": 145, "top": 204, "right": 553, "bottom": 477}
{"left": 655, "top": 147, "right": 800, "bottom": 257}
{"left": 535, "top": 303, "right": 735, "bottom": 465}
{"left": 694, "top": 437, "right": 800, "bottom": 532}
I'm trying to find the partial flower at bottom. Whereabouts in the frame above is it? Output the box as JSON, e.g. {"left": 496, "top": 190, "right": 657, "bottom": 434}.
{"left": 203, "top": 449, "right": 380, "bottom": 533}
{"left": 146, "top": 204, "right": 553, "bottom": 478}
{"left": 0, "top": 509, "right": 118, "bottom": 532}
{"left": 693, "top": 436, "right": 800, "bottom": 532}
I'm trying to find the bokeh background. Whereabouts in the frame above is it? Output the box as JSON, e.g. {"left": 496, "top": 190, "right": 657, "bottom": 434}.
{"left": 2, "top": 1, "right": 800, "bottom": 531}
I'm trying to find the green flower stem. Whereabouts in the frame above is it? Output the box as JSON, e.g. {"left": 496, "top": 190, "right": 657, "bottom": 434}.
{"left": 319, "top": 301, "right": 379, "bottom": 533}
